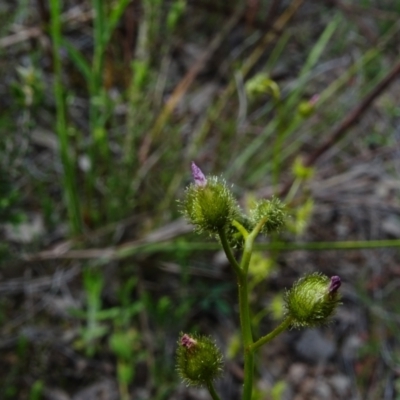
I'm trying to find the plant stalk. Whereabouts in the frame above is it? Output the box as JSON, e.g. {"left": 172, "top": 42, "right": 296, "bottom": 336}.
{"left": 206, "top": 380, "right": 221, "bottom": 400}
{"left": 250, "top": 316, "right": 292, "bottom": 352}
{"left": 49, "top": 0, "right": 82, "bottom": 234}
{"left": 218, "top": 228, "right": 243, "bottom": 279}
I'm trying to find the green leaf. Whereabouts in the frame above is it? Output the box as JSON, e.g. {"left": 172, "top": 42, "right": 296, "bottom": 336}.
{"left": 62, "top": 38, "right": 91, "bottom": 81}
{"left": 104, "top": 0, "right": 132, "bottom": 44}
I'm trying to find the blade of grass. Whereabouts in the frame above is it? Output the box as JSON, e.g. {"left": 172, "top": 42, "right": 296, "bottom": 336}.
{"left": 105, "top": 0, "right": 131, "bottom": 44}
{"left": 284, "top": 13, "right": 340, "bottom": 111}
{"left": 62, "top": 38, "right": 92, "bottom": 80}
{"left": 90, "top": 0, "right": 108, "bottom": 159}
{"left": 49, "top": 0, "right": 82, "bottom": 234}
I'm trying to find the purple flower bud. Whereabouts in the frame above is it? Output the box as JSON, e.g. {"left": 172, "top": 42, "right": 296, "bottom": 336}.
{"left": 191, "top": 162, "right": 207, "bottom": 187}
{"left": 328, "top": 275, "right": 341, "bottom": 295}
{"left": 181, "top": 334, "right": 197, "bottom": 349}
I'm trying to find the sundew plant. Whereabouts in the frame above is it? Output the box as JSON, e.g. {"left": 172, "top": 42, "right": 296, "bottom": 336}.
{"left": 176, "top": 163, "right": 342, "bottom": 400}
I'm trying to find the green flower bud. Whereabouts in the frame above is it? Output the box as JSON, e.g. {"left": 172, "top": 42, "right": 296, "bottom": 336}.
{"left": 176, "top": 333, "right": 224, "bottom": 387}
{"left": 249, "top": 197, "right": 286, "bottom": 234}
{"left": 284, "top": 273, "right": 342, "bottom": 328}
{"left": 297, "top": 94, "right": 319, "bottom": 118}
{"left": 180, "top": 163, "right": 238, "bottom": 234}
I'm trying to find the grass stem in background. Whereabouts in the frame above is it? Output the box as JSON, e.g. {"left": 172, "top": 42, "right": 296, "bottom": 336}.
{"left": 49, "top": 0, "right": 82, "bottom": 234}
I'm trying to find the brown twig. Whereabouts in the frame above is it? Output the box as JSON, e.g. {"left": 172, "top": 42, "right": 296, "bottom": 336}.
{"left": 36, "top": 0, "right": 50, "bottom": 26}
{"left": 279, "top": 59, "right": 400, "bottom": 197}
{"left": 265, "top": 0, "right": 281, "bottom": 30}
{"left": 21, "top": 219, "right": 192, "bottom": 262}
{"left": 0, "top": 6, "right": 92, "bottom": 49}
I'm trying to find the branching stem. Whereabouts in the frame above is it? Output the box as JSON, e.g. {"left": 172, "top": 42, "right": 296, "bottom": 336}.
{"left": 218, "top": 228, "right": 243, "bottom": 279}
{"left": 250, "top": 317, "right": 292, "bottom": 352}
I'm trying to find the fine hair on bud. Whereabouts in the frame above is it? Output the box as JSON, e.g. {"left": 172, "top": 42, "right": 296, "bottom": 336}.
{"left": 284, "top": 273, "right": 342, "bottom": 328}
{"left": 176, "top": 333, "right": 224, "bottom": 387}
{"left": 181, "top": 176, "right": 238, "bottom": 235}
{"left": 249, "top": 196, "right": 286, "bottom": 234}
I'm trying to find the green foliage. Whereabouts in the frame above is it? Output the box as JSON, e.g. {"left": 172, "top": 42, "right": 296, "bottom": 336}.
{"left": 80, "top": 267, "right": 107, "bottom": 356}
{"left": 29, "top": 380, "right": 44, "bottom": 400}
{"left": 109, "top": 329, "right": 143, "bottom": 399}
{"left": 167, "top": 0, "right": 186, "bottom": 31}
{"left": 286, "top": 198, "right": 314, "bottom": 236}
{"left": 109, "top": 329, "right": 140, "bottom": 361}
{"left": 292, "top": 157, "right": 314, "bottom": 181}
{"left": 251, "top": 380, "right": 287, "bottom": 400}
{"left": 11, "top": 65, "right": 44, "bottom": 108}
{"left": 245, "top": 73, "right": 281, "bottom": 101}
{"left": 248, "top": 252, "right": 274, "bottom": 289}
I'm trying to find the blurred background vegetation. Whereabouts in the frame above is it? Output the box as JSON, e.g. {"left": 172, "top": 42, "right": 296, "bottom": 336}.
{"left": 1, "top": 0, "right": 400, "bottom": 399}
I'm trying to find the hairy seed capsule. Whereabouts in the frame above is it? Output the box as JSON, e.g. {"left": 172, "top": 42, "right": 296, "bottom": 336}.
{"left": 249, "top": 197, "right": 286, "bottom": 234}
{"left": 180, "top": 164, "right": 238, "bottom": 235}
{"left": 176, "top": 333, "right": 224, "bottom": 387}
{"left": 284, "top": 273, "right": 342, "bottom": 328}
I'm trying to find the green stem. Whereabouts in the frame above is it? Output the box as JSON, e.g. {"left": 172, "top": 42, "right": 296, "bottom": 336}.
{"left": 218, "top": 228, "right": 242, "bottom": 279}
{"left": 232, "top": 219, "right": 249, "bottom": 239}
{"left": 49, "top": 0, "right": 82, "bottom": 235}
{"left": 273, "top": 100, "right": 285, "bottom": 189}
{"left": 236, "top": 255, "right": 254, "bottom": 399}
{"left": 241, "top": 217, "right": 267, "bottom": 274}
{"left": 284, "top": 177, "right": 302, "bottom": 204}
{"left": 250, "top": 317, "right": 292, "bottom": 352}
{"left": 218, "top": 223, "right": 257, "bottom": 399}
{"left": 241, "top": 321, "right": 254, "bottom": 400}
{"left": 206, "top": 380, "right": 221, "bottom": 400}
{"left": 90, "top": 0, "right": 109, "bottom": 160}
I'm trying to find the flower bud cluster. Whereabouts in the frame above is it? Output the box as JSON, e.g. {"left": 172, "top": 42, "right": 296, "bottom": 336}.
{"left": 284, "top": 273, "right": 342, "bottom": 328}
{"left": 181, "top": 163, "right": 286, "bottom": 237}
{"left": 176, "top": 333, "right": 223, "bottom": 387}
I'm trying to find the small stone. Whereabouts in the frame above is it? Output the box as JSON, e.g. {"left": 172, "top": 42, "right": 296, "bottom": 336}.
{"left": 341, "top": 334, "right": 363, "bottom": 362}
{"left": 299, "top": 377, "right": 316, "bottom": 395}
{"left": 294, "top": 329, "right": 336, "bottom": 363}
{"left": 287, "top": 362, "right": 307, "bottom": 386}
{"left": 382, "top": 216, "right": 400, "bottom": 237}
{"left": 313, "top": 379, "right": 332, "bottom": 399}
{"left": 3, "top": 213, "right": 44, "bottom": 243}
{"left": 329, "top": 374, "right": 352, "bottom": 397}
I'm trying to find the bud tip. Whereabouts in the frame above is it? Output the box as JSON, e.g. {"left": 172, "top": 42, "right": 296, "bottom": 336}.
{"left": 309, "top": 94, "right": 320, "bottom": 106}
{"left": 191, "top": 162, "right": 207, "bottom": 187}
{"left": 328, "top": 275, "right": 341, "bottom": 295}
{"left": 181, "top": 333, "right": 197, "bottom": 349}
